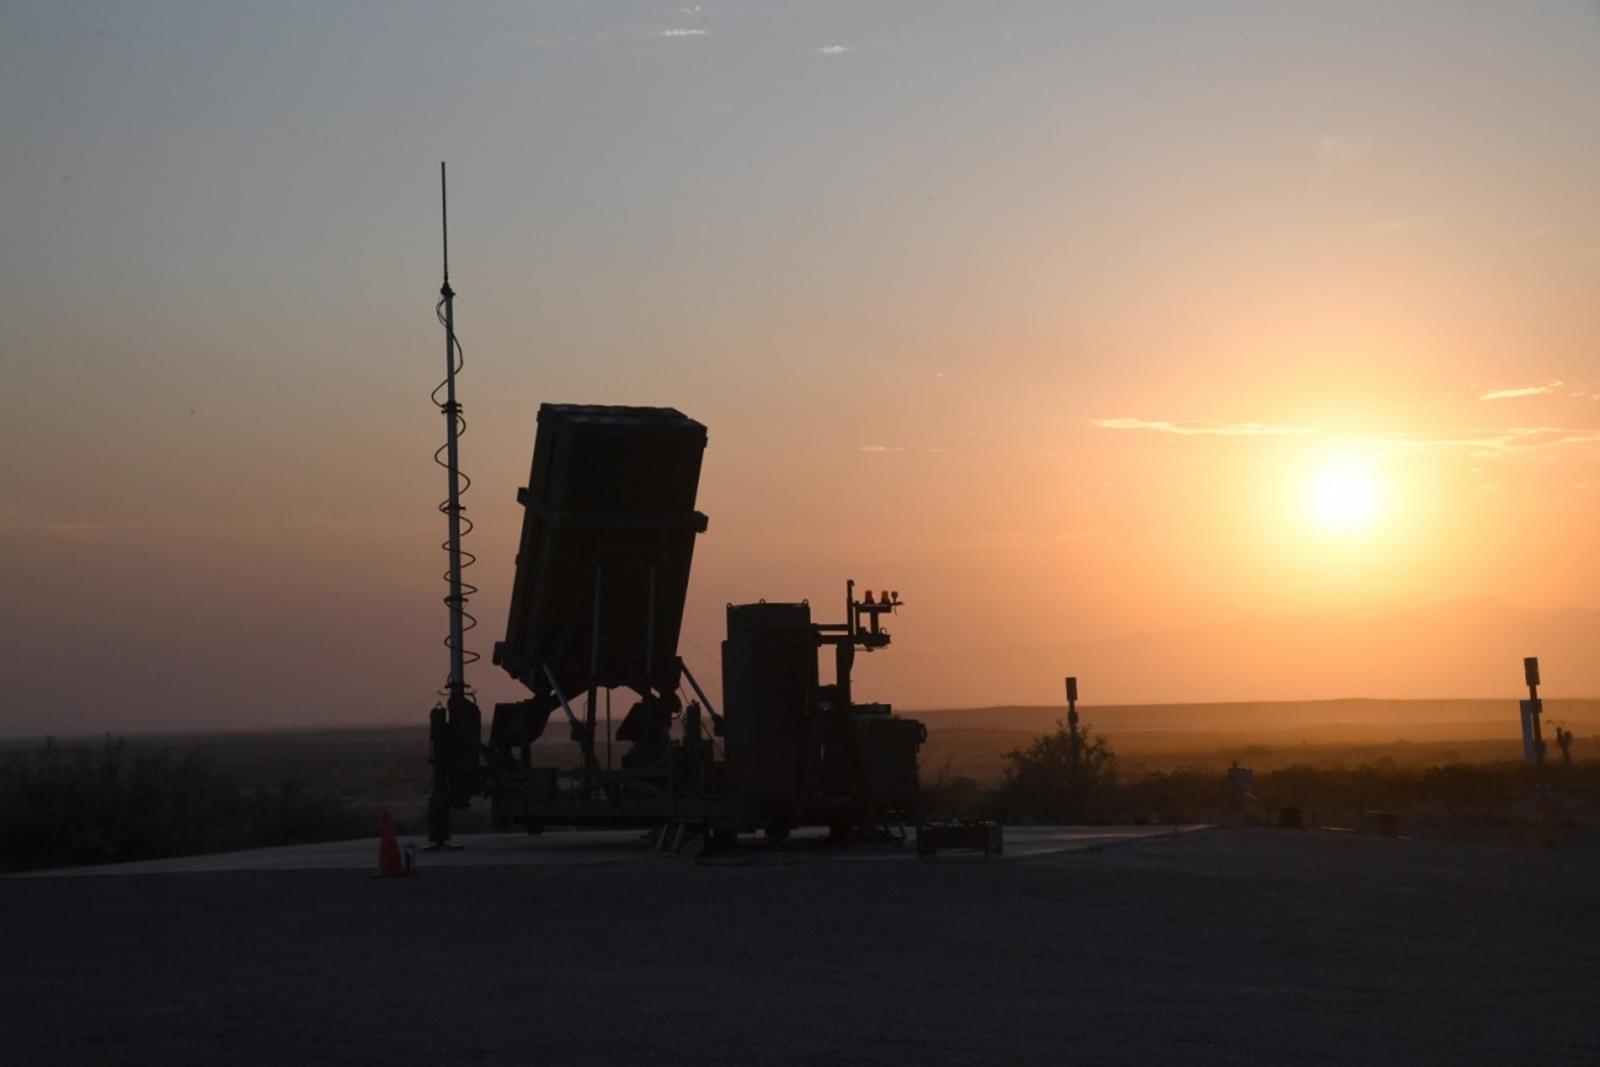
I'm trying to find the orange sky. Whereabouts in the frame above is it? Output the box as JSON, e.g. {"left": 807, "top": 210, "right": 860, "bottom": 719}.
{"left": 3, "top": 3, "right": 1598, "bottom": 733}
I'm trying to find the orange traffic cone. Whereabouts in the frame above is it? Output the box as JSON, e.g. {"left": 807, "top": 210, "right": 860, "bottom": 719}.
{"left": 376, "top": 810, "right": 410, "bottom": 877}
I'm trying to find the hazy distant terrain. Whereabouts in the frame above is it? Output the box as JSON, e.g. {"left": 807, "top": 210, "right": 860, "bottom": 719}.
{"left": 9, "top": 697, "right": 1595, "bottom": 804}
{"left": 7, "top": 697, "right": 1599, "bottom": 871}
{"left": 917, "top": 697, "right": 1600, "bottom": 736}
{"left": 918, "top": 698, "right": 1600, "bottom": 781}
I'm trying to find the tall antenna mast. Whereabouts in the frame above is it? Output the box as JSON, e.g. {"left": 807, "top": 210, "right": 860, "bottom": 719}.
{"left": 438, "top": 161, "right": 471, "bottom": 704}
{"left": 429, "top": 161, "right": 480, "bottom": 848}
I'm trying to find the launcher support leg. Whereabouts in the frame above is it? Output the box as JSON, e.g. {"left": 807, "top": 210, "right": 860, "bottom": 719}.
{"left": 586, "top": 565, "right": 602, "bottom": 776}
{"left": 541, "top": 662, "right": 600, "bottom": 774}
{"left": 680, "top": 659, "right": 720, "bottom": 720}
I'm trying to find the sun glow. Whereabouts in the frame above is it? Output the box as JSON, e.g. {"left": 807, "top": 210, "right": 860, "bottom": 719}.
{"left": 1303, "top": 458, "right": 1381, "bottom": 532}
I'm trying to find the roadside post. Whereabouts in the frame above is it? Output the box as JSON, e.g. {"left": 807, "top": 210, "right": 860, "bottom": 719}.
{"left": 1065, "top": 676, "right": 1080, "bottom": 762}
{"left": 1521, "top": 656, "right": 1553, "bottom": 846}
{"left": 1520, "top": 657, "right": 1545, "bottom": 767}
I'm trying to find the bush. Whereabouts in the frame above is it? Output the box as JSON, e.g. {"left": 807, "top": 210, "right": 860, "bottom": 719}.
{"left": 919, "top": 722, "right": 1600, "bottom": 829}
{"left": 1117, "top": 768, "right": 1235, "bottom": 822}
{"left": 993, "top": 717, "right": 1118, "bottom": 823}
{"left": 0, "top": 737, "right": 371, "bottom": 872}
{"left": 919, "top": 763, "right": 988, "bottom": 822}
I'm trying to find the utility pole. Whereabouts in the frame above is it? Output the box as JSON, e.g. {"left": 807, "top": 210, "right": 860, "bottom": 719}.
{"left": 1522, "top": 656, "right": 1552, "bottom": 847}
{"left": 1522, "top": 657, "right": 1545, "bottom": 769}
{"left": 1065, "top": 676, "right": 1080, "bottom": 763}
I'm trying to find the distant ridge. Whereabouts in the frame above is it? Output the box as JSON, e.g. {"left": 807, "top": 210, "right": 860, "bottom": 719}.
{"left": 910, "top": 697, "right": 1600, "bottom": 740}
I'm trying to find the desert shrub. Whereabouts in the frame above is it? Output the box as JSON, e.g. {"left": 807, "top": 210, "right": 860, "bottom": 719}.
{"left": 993, "top": 718, "right": 1118, "bottom": 823}
{"left": 1255, "top": 760, "right": 1539, "bottom": 820}
{"left": 920, "top": 718, "right": 1600, "bottom": 828}
{"left": 0, "top": 737, "right": 370, "bottom": 872}
{"left": 1416, "top": 762, "right": 1524, "bottom": 816}
{"left": 1117, "top": 768, "right": 1235, "bottom": 822}
{"left": 918, "top": 763, "right": 989, "bottom": 822}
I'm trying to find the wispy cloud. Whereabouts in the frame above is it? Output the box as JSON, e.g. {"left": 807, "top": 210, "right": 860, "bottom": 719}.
{"left": 1091, "top": 417, "right": 1600, "bottom": 457}
{"left": 655, "top": 27, "right": 708, "bottom": 38}
{"left": 1094, "top": 412, "right": 1600, "bottom": 460}
{"left": 1468, "top": 426, "right": 1600, "bottom": 451}
{"left": 1090, "top": 417, "right": 1317, "bottom": 438}
{"left": 1479, "top": 380, "right": 1564, "bottom": 401}
{"left": 0, "top": 508, "right": 108, "bottom": 536}
{"left": 1362, "top": 426, "right": 1600, "bottom": 456}
{"left": 37, "top": 521, "right": 107, "bottom": 532}
{"left": 858, "top": 444, "right": 905, "bottom": 453}
{"left": 817, "top": 44, "right": 850, "bottom": 56}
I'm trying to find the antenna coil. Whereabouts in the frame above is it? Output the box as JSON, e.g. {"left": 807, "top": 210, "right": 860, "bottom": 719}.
{"left": 434, "top": 161, "right": 478, "bottom": 696}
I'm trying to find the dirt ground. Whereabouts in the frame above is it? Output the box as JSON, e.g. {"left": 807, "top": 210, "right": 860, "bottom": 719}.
{"left": 3, "top": 828, "right": 1596, "bottom": 1065}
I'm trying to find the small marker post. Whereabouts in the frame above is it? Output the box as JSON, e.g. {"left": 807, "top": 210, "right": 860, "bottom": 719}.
{"left": 1522, "top": 657, "right": 1545, "bottom": 768}
{"left": 1065, "top": 676, "right": 1080, "bottom": 762}
{"left": 1522, "top": 657, "right": 1553, "bottom": 846}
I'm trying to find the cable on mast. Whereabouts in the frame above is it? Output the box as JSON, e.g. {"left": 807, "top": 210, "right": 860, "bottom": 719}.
{"left": 433, "top": 161, "right": 479, "bottom": 697}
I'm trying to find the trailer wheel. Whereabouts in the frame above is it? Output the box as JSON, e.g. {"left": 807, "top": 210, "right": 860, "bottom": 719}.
{"left": 763, "top": 820, "right": 791, "bottom": 842}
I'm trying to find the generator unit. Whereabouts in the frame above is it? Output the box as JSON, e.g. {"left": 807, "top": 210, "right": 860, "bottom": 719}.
{"left": 428, "top": 403, "right": 925, "bottom": 843}
{"left": 723, "top": 594, "right": 925, "bottom": 839}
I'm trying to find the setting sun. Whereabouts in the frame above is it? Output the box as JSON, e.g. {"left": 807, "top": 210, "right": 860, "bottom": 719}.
{"left": 1304, "top": 459, "right": 1381, "bottom": 533}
